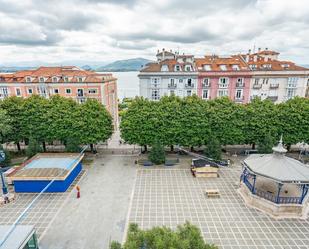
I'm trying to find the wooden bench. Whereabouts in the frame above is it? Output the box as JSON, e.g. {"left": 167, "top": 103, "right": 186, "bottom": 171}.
{"left": 205, "top": 189, "right": 220, "bottom": 198}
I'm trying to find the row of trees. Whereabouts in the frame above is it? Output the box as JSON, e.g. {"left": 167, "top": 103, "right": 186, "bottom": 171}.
{"left": 111, "top": 222, "right": 217, "bottom": 249}
{"left": 120, "top": 96, "right": 309, "bottom": 151}
{"left": 0, "top": 95, "right": 113, "bottom": 156}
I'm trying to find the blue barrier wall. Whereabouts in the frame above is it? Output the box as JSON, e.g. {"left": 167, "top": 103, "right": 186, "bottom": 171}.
{"left": 14, "top": 162, "right": 82, "bottom": 193}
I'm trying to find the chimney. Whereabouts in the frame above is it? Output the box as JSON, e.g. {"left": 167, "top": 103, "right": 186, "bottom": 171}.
{"left": 265, "top": 47, "right": 268, "bottom": 51}
{"left": 258, "top": 47, "right": 261, "bottom": 53}
{"left": 248, "top": 49, "right": 252, "bottom": 54}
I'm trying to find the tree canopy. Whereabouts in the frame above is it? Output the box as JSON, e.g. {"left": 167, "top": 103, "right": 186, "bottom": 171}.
{"left": 120, "top": 96, "right": 309, "bottom": 149}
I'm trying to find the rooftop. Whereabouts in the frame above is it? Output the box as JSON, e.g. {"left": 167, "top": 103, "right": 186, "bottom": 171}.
{"left": 0, "top": 225, "right": 35, "bottom": 249}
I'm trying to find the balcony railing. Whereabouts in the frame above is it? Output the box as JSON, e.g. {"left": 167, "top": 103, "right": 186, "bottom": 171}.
{"left": 168, "top": 84, "right": 177, "bottom": 89}
{"left": 253, "top": 84, "right": 262, "bottom": 89}
{"left": 202, "top": 83, "right": 211, "bottom": 88}
{"left": 287, "top": 84, "right": 297, "bottom": 88}
{"left": 235, "top": 96, "right": 244, "bottom": 102}
{"left": 236, "top": 83, "right": 244, "bottom": 88}
{"left": 267, "top": 96, "right": 278, "bottom": 102}
{"left": 185, "top": 83, "right": 195, "bottom": 88}
{"left": 269, "top": 83, "right": 279, "bottom": 89}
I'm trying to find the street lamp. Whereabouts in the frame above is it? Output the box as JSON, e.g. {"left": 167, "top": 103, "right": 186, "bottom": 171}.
{"left": 0, "top": 150, "right": 8, "bottom": 195}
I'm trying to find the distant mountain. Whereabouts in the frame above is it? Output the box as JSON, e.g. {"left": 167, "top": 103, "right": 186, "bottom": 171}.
{"left": 96, "top": 58, "right": 152, "bottom": 72}
{"left": 81, "top": 65, "right": 93, "bottom": 71}
{"left": 0, "top": 66, "right": 35, "bottom": 72}
{"left": 301, "top": 64, "right": 309, "bottom": 69}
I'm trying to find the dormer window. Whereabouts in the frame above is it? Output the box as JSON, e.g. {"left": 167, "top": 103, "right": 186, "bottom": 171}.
{"left": 263, "top": 64, "right": 272, "bottom": 69}
{"left": 219, "top": 65, "right": 227, "bottom": 71}
{"left": 175, "top": 65, "right": 181, "bottom": 71}
{"left": 64, "top": 76, "right": 69, "bottom": 82}
{"left": 232, "top": 65, "right": 240, "bottom": 71}
{"left": 185, "top": 65, "right": 192, "bottom": 72}
{"left": 26, "top": 77, "right": 31, "bottom": 83}
{"left": 78, "top": 77, "right": 83, "bottom": 82}
{"left": 281, "top": 64, "right": 290, "bottom": 69}
{"left": 161, "top": 64, "right": 169, "bottom": 72}
{"left": 39, "top": 77, "right": 44, "bottom": 83}
{"left": 249, "top": 64, "right": 257, "bottom": 70}
{"left": 52, "top": 77, "right": 58, "bottom": 83}
{"left": 203, "top": 65, "right": 211, "bottom": 71}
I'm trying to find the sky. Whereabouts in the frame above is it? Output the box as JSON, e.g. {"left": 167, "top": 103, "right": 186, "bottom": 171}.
{"left": 0, "top": 0, "right": 309, "bottom": 66}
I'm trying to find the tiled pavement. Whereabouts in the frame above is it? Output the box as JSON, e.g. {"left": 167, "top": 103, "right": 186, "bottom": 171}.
{"left": 0, "top": 170, "right": 85, "bottom": 239}
{"left": 129, "top": 168, "right": 309, "bottom": 249}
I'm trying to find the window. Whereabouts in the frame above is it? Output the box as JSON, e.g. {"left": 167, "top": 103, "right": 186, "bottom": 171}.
{"left": 287, "top": 77, "right": 298, "bottom": 88}
{"left": 286, "top": 89, "right": 296, "bottom": 99}
{"left": 170, "top": 78, "right": 175, "bottom": 85}
{"left": 236, "top": 78, "right": 244, "bottom": 87}
{"left": 219, "top": 65, "right": 227, "bottom": 71}
{"left": 203, "top": 78, "right": 210, "bottom": 87}
{"left": 39, "top": 77, "right": 44, "bottom": 83}
{"left": 187, "top": 90, "right": 192, "bottom": 96}
{"left": 249, "top": 64, "right": 257, "bottom": 70}
{"left": 175, "top": 65, "right": 181, "bottom": 71}
{"left": 15, "top": 88, "right": 21, "bottom": 96}
{"left": 28, "top": 88, "right": 33, "bottom": 94}
{"left": 235, "top": 89, "right": 243, "bottom": 99}
{"left": 203, "top": 65, "right": 211, "bottom": 71}
{"left": 254, "top": 78, "right": 260, "bottom": 85}
{"left": 178, "top": 79, "right": 183, "bottom": 83}
{"left": 0, "top": 87, "right": 8, "bottom": 98}
{"left": 170, "top": 90, "right": 175, "bottom": 96}
{"left": 26, "top": 77, "right": 31, "bottom": 83}
{"left": 307, "top": 79, "right": 309, "bottom": 87}
{"left": 219, "top": 77, "right": 229, "bottom": 88}
{"left": 185, "top": 65, "right": 192, "bottom": 71}
{"left": 161, "top": 64, "right": 169, "bottom": 72}
{"left": 262, "top": 78, "right": 269, "bottom": 84}
{"left": 66, "top": 88, "right": 71, "bottom": 94}
{"left": 218, "top": 89, "right": 228, "bottom": 97}
{"left": 37, "top": 86, "right": 47, "bottom": 96}
{"left": 232, "top": 65, "right": 240, "bottom": 71}
{"left": 77, "top": 89, "right": 84, "bottom": 97}
{"left": 151, "top": 77, "right": 160, "bottom": 87}
{"left": 202, "top": 89, "right": 209, "bottom": 99}
{"left": 263, "top": 64, "right": 272, "bottom": 69}
{"left": 88, "top": 89, "right": 98, "bottom": 94}
{"left": 54, "top": 89, "right": 59, "bottom": 94}
{"left": 151, "top": 89, "right": 160, "bottom": 100}
{"left": 64, "top": 76, "right": 69, "bottom": 82}
{"left": 78, "top": 77, "right": 83, "bottom": 82}
{"left": 52, "top": 77, "right": 58, "bottom": 83}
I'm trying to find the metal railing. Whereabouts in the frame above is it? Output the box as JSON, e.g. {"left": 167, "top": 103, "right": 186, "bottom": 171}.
{"left": 253, "top": 84, "right": 262, "bottom": 89}
{"left": 168, "top": 84, "right": 177, "bottom": 89}
{"left": 236, "top": 83, "right": 245, "bottom": 88}
{"left": 185, "top": 83, "right": 195, "bottom": 88}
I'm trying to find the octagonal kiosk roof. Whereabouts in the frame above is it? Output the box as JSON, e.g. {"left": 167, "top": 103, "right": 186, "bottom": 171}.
{"left": 243, "top": 138, "right": 309, "bottom": 184}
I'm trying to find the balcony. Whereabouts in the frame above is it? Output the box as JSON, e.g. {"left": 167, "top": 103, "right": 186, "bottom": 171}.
{"left": 287, "top": 84, "right": 297, "bottom": 88}
{"left": 168, "top": 83, "right": 177, "bottom": 89}
{"left": 269, "top": 83, "right": 279, "bottom": 89}
{"left": 253, "top": 84, "right": 262, "bottom": 89}
{"left": 202, "top": 83, "right": 211, "bottom": 88}
{"left": 185, "top": 83, "right": 195, "bottom": 88}
{"left": 236, "top": 83, "right": 245, "bottom": 88}
{"left": 267, "top": 96, "right": 278, "bottom": 102}
{"left": 235, "top": 96, "right": 244, "bottom": 102}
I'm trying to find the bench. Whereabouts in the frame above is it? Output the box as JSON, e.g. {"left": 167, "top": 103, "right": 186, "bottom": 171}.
{"left": 205, "top": 189, "right": 220, "bottom": 198}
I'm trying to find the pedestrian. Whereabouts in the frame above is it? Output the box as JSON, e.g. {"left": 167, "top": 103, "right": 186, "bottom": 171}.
{"left": 76, "top": 185, "right": 80, "bottom": 199}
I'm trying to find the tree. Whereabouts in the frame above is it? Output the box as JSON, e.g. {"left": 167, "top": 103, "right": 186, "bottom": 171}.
{"left": 26, "top": 137, "right": 42, "bottom": 158}
{"left": 111, "top": 222, "right": 218, "bottom": 249}
{"left": 204, "top": 136, "right": 222, "bottom": 160}
{"left": 243, "top": 97, "right": 279, "bottom": 149}
{"left": 149, "top": 141, "right": 166, "bottom": 164}
{"left": 0, "top": 109, "right": 11, "bottom": 143}
{"left": 110, "top": 241, "right": 122, "bottom": 249}
{"left": 0, "top": 97, "right": 23, "bottom": 150}
{"left": 72, "top": 99, "right": 113, "bottom": 151}
{"left": 65, "top": 137, "right": 81, "bottom": 153}
{"left": 0, "top": 144, "right": 11, "bottom": 167}
{"left": 257, "top": 133, "right": 275, "bottom": 153}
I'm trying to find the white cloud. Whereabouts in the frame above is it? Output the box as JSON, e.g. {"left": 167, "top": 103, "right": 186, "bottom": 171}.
{"left": 0, "top": 0, "right": 309, "bottom": 65}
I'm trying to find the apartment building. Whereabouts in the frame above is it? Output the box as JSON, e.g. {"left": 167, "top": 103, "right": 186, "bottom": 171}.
{"left": 139, "top": 49, "right": 198, "bottom": 99}
{"left": 241, "top": 48, "right": 309, "bottom": 102}
{"left": 139, "top": 48, "right": 309, "bottom": 103}
{"left": 0, "top": 66, "right": 118, "bottom": 123}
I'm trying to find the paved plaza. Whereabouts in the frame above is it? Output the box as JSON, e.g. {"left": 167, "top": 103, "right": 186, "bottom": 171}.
{"left": 129, "top": 166, "right": 309, "bottom": 249}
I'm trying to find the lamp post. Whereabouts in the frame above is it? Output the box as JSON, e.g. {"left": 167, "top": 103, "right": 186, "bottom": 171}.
{"left": 0, "top": 150, "right": 8, "bottom": 195}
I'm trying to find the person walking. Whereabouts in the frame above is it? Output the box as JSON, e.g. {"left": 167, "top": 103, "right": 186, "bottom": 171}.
{"left": 76, "top": 185, "right": 80, "bottom": 199}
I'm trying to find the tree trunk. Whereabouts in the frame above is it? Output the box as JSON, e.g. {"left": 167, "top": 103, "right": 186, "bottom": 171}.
{"left": 144, "top": 145, "right": 147, "bottom": 152}
{"left": 287, "top": 144, "right": 291, "bottom": 151}
{"left": 42, "top": 141, "right": 46, "bottom": 152}
{"left": 90, "top": 143, "right": 94, "bottom": 152}
{"left": 190, "top": 146, "right": 194, "bottom": 152}
{"left": 252, "top": 143, "right": 256, "bottom": 149}
{"left": 170, "top": 145, "right": 174, "bottom": 152}
{"left": 16, "top": 142, "right": 21, "bottom": 152}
